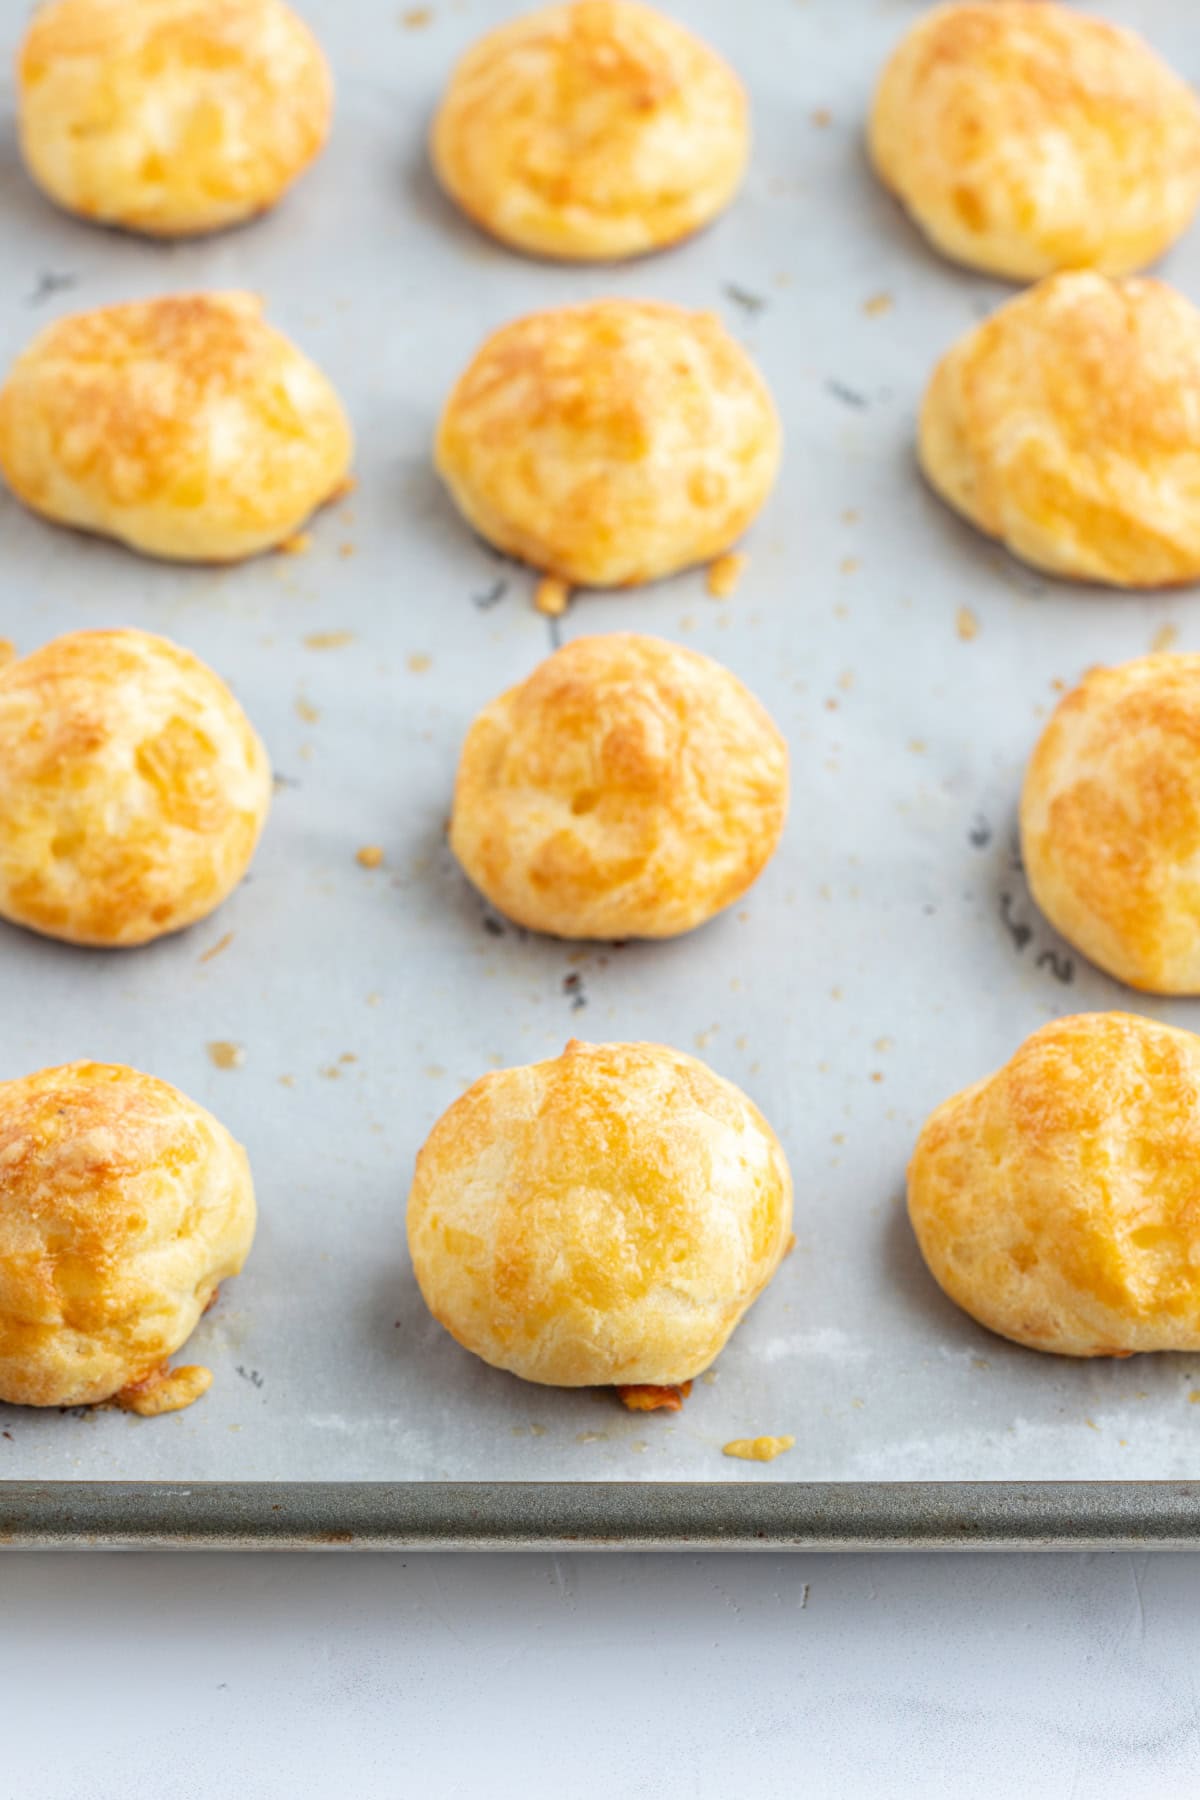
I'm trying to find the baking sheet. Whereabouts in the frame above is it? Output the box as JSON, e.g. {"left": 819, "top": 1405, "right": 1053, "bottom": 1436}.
{"left": 3, "top": 0, "right": 1200, "bottom": 1539}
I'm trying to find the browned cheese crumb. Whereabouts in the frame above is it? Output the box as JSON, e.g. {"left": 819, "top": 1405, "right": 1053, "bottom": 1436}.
{"left": 618, "top": 1381, "right": 693, "bottom": 1413}
{"left": 706, "top": 552, "right": 747, "bottom": 599}
{"left": 722, "top": 1435, "right": 795, "bottom": 1463}
{"left": 304, "top": 630, "right": 355, "bottom": 651}
{"left": 535, "top": 576, "right": 571, "bottom": 617}
{"left": 117, "top": 1365, "right": 213, "bottom": 1417}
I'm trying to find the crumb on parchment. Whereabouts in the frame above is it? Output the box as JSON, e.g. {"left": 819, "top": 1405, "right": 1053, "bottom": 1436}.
{"left": 618, "top": 1381, "right": 693, "bottom": 1413}
{"left": 535, "top": 576, "right": 570, "bottom": 617}
{"left": 304, "top": 630, "right": 355, "bottom": 651}
{"left": 723, "top": 1435, "right": 795, "bottom": 1463}
{"left": 956, "top": 606, "right": 979, "bottom": 641}
{"left": 357, "top": 845, "right": 385, "bottom": 869}
{"left": 117, "top": 1364, "right": 213, "bottom": 1417}
{"left": 707, "top": 552, "right": 747, "bottom": 599}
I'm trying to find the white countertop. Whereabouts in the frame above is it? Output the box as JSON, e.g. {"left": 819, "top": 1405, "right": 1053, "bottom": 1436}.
{"left": 6, "top": 1551, "right": 1200, "bottom": 1797}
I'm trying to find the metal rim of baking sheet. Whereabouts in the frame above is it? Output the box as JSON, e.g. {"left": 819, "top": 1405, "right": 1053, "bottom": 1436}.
{"left": 2, "top": 1481, "right": 1200, "bottom": 1551}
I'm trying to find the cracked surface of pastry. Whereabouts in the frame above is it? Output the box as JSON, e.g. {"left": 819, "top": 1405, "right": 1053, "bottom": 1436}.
{"left": 0, "top": 1061, "right": 255, "bottom": 1409}
{"left": 0, "top": 292, "right": 353, "bottom": 563}
{"left": 435, "top": 299, "right": 780, "bottom": 587}
{"left": 18, "top": 0, "right": 332, "bottom": 237}
{"left": 0, "top": 629, "right": 270, "bottom": 948}
{"left": 919, "top": 273, "right": 1200, "bottom": 588}
{"left": 408, "top": 1039, "right": 793, "bottom": 1389}
{"left": 432, "top": 0, "right": 748, "bottom": 261}
{"left": 450, "top": 633, "right": 788, "bottom": 939}
{"left": 870, "top": 1, "right": 1200, "bottom": 280}
{"left": 909, "top": 1014, "right": 1200, "bottom": 1358}
{"left": 1022, "top": 655, "right": 1200, "bottom": 993}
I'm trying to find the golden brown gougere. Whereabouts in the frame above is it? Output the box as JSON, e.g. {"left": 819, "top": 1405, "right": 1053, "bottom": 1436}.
{"left": 0, "top": 629, "right": 271, "bottom": 948}
{"left": 432, "top": 0, "right": 748, "bottom": 261}
{"left": 909, "top": 1013, "right": 1200, "bottom": 1357}
{"left": 408, "top": 1040, "right": 793, "bottom": 1393}
{"left": 1022, "top": 656, "right": 1200, "bottom": 994}
{"left": 920, "top": 273, "right": 1200, "bottom": 588}
{"left": 0, "top": 293, "right": 352, "bottom": 563}
{"left": 435, "top": 299, "right": 780, "bottom": 587}
{"left": 451, "top": 633, "right": 788, "bottom": 940}
{"left": 0, "top": 1062, "right": 255, "bottom": 1412}
{"left": 870, "top": 0, "right": 1200, "bottom": 280}
{"left": 17, "top": 0, "right": 333, "bottom": 237}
